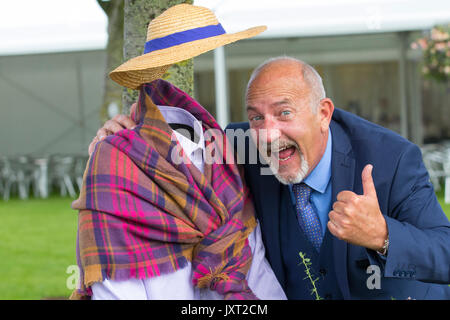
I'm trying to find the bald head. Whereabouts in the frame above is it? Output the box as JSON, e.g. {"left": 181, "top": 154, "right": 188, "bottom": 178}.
{"left": 246, "top": 57, "right": 326, "bottom": 112}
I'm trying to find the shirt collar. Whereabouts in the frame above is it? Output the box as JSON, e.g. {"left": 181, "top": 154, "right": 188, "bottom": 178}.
{"left": 157, "top": 105, "right": 205, "bottom": 157}
{"left": 172, "top": 130, "right": 204, "bottom": 158}
{"left": 302, "top": 127, "right": 332, "bottom": 194}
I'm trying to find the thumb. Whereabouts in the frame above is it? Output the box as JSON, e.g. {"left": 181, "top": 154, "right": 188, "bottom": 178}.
{"left": 362, "top": 164, "right": 377, "bottom": 198}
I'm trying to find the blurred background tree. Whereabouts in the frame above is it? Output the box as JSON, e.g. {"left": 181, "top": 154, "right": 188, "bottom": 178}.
{"left": 125, "top": 0, "right": 195, "bottom": 116}
{"left": 97, "top": 0, "right": 124, "bottom": 123}
{"left": 98, "top": 0, "right": 194, "bottom": 120}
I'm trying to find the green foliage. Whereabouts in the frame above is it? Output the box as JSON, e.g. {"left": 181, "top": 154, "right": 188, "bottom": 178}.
{"left": 298, "top": 251, "right": 322, "bottom": 300}
{"left": 411, "top": 24, "right": 450, "bottom": 83}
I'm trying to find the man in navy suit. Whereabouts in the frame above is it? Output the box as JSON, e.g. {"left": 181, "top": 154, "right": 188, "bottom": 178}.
{"left": 92, "top": 57, "right": 450, "bottom": 300}
{"left": 226, "top": 56, "right": 450, "bottom": 299}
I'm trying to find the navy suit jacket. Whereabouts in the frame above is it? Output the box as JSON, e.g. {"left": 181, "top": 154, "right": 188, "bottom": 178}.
{"left": 226, "top": 108, "right": 450, "bottom": 299}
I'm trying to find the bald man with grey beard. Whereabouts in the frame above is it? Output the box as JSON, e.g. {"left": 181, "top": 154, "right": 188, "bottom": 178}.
{"left": 90, "top": 57, "right": 450, "bottom": 300}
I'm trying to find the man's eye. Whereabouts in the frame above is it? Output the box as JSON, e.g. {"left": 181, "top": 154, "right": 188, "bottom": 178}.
{"left": 250, "top": 115, "right": 263, "bottom": 121}
{"left": 281, "top": 110, "right": 291, "bottom": 116}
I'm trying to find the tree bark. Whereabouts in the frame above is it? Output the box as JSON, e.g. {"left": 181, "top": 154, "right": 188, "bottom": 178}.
{"left": 122, "top": 0, "right": 194, "bottom": 115}
{"left": 97, "top": 0, "right": 124, "bottom": 123}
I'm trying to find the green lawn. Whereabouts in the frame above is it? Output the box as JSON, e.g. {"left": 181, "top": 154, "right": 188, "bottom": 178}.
{"left": 436, "top": 190, "right": 450, "bottom": 220}
{"left": 0, "top": 192, "right": 449, "bottom": 300}
{"left": 0, "top": 196, "right": 78, "bottom": 300}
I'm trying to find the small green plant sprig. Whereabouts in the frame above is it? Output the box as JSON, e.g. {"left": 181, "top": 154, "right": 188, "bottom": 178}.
{"left": 299, "top": 252, "right": 322, "bottom": 300}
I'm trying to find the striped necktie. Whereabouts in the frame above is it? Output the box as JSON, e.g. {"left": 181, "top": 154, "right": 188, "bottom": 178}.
{"left": 292, "top": 183, "right": 323, "bottom": 251}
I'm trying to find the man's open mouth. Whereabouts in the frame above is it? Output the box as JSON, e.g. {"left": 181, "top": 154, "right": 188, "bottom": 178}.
{"left": 278, "top": 145, "right": 296, "bottom": 161}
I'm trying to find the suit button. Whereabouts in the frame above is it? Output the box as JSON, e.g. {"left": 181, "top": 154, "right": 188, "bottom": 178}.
{"left": 325, "top": 294, "right": 332, "bottom": 300}
{"left": 319, "top": 268, "right": 327, "bottom": 276}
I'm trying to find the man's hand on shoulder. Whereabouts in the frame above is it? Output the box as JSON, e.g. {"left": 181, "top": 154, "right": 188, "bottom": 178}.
{"left": 88, "top": 103, "right": 137, "bottom": 156}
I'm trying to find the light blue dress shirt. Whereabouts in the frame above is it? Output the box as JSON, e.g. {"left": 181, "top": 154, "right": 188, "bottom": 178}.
{"left": 289, "top": 128, "right": 332, "bottom": 236}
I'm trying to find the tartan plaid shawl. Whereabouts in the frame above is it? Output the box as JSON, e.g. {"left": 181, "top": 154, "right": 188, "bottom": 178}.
{"left": 71, "top": 79, "right": 258, "bottom": 300}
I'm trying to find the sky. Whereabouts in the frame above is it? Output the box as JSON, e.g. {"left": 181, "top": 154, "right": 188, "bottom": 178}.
{"left": 1, "top": 0, "right": 449, "bottom": 56}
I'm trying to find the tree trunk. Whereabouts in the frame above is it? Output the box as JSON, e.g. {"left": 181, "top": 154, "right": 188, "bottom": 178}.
{"left": 122, "top": 0, "right": 194, "bottom": 115}
{"left": 97, "top": 0, "right": 124, "bottom": 123}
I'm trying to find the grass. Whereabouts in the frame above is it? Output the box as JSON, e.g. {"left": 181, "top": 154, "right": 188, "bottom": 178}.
{"left": 0, "top": 191, "right": 449, "bottom": 300}
{"left": 436, "top": 190, "right": 450, "bottom": 220}
{"left": 0, "top": 195, "right": 78, "bottom": 300}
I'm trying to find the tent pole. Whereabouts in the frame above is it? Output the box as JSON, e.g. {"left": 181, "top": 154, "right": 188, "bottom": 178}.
{"left": 398, "top": 32, "right": 409, "bottom": 139}
{"left": 214, "top": 46, "right": 229, "bottom": 129}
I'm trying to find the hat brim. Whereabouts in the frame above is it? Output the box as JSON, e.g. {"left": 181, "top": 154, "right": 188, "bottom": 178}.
{"left": 109, "top": 25, "right": 267, "bottom": 89}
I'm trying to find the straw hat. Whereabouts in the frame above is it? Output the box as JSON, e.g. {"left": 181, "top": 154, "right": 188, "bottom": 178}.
{"left": 109, "top": 4, "right": 267, "bottom": 89}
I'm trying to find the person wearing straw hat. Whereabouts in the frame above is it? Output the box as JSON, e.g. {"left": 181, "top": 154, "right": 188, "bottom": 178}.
{"left": 72, "top": 4, "right": 286, "bottom": 300}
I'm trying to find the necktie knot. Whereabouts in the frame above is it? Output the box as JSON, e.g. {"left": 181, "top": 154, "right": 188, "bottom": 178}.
{"left": 293, "top": 183, "right": 312, "bottom": 200}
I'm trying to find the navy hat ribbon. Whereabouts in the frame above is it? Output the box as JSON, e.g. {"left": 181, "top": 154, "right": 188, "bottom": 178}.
{"left": 144, "top": 24, "right": 226, "bottom": 54}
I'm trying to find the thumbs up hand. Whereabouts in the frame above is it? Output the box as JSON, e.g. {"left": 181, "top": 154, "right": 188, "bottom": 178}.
{"left": 327, "top": 164, "right": 388, "bottom": 251}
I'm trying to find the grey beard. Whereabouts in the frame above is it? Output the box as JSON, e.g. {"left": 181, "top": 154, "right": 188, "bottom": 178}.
{"left": 260, "top": 142, "right": 309, "bottom": 185}
{"left": 271, "top": 151, "right": 309, "bottom": 185}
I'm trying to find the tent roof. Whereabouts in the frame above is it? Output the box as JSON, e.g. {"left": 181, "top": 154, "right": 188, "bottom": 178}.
{"left": 1, "top": 0, "right": 449, "bottom": 56}
{"left": 0, "top": 0, "right": 108, "bottom": 55}
{"left": 200, "top": 0, "right": 450, "bottom": 38}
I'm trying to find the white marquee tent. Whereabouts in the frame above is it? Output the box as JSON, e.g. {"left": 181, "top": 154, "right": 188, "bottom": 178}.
{"left": 1, "top": 0, "right": 449, "bottom": 156}
{"left": 2, "top": 0, "right": 449, "bottom": 56}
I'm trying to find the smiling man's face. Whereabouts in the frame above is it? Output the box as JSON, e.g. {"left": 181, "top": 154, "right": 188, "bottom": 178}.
{"left": 246, "top": 59, "right": 333, "bottom": 184}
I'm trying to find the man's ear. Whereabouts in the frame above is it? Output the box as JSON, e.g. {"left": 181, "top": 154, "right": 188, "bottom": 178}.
{"left": 318, "top": 98, "right": 334, "bottom": 132}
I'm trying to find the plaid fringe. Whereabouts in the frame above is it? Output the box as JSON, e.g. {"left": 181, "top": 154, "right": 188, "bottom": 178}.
{"left": 71, "top": 80, "right": 257, "bottom": 300}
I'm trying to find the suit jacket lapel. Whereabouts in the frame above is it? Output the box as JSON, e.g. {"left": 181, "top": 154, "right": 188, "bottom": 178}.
{"left": 227, "top": 122, "right": 286, "bottom": 288}
{"left": 255, "top": 167, "right": 286, "bottom": 288}
{"left": 330, "top": 120, "right": 354, "bottom": 300}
